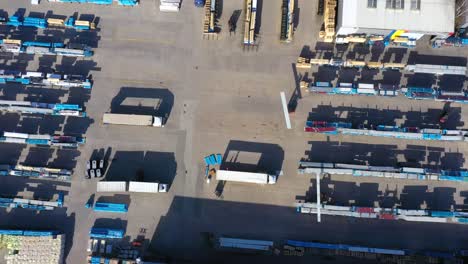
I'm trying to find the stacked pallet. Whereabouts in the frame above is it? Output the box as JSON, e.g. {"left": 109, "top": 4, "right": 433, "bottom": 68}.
{"left": 280, "top": 0, "right": 295, "bottom": 42}
{"left": 243, "top": 0, "right": 257, "bottom": 45}
{"left": 203, "top": 0, "right": 217, "bottom": 35}
{"left": 296, "top": 57, "right": 311, "bottom": 69}
{"left": 3, "top": 234, "right": 65, "bottom": 264}
{"left": 319, "top": 0, "right": 336, "bottom": 43}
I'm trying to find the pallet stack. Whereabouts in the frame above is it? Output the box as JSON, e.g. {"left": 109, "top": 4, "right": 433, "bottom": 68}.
{"left": 3, "top": 234, "right": 65, "bottom": 263}
{"left": 243, "top": 0, "right": 257, "bottom": 45}
{"left": 280, "top": 0, "right": 295, "bottom": 43}
{"left": 203, "top": 0, "right": 218, "bottom": 38}
{"left": 319, "top": 0, "right": 337, "bottom": 43}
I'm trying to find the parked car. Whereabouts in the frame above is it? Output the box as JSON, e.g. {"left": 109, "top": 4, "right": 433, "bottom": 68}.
{"left": 96, "top": 169, "right": 102, "bottom": 178}
{"left": 86, "top": 160, "right": 91, "bottom": 170}
{"left": 85, "top": 170, "right": 90, "bottom": 179}
{"left": 92, "top": 160, "right": 97, "bottom": 169}
{"left": 99, "top": 159, "right": 105, "bottom": 169}
{"left": 90, "top": 169, "right": 96, "bottom": 178}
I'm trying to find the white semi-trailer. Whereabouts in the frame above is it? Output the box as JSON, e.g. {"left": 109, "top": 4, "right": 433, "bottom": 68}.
{"left": 102, "top": 113, "right": 164, "bottom": 127}
{"left": 216, "top": 170, "right": 277, "bottom": 184}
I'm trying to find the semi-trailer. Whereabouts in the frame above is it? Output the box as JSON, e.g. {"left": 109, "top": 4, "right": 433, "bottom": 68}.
{"left": 102, "top": 113, "right": 164, "bottom": 127}
{"left": 160, "top": 0, "right": 181, "bottom": 12}
{"left": 216, "top": 170, "right": 277, "bottom": 184}
{"left": 128, "top": 181, "right": 168, "bottom": 193}
{"left": 97, "top": 181, "right": 168, "bottom": 193}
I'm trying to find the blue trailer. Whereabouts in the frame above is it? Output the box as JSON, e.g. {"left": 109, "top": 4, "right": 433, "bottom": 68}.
{"left": 93, "top": 202, "right": 128, "bottom": 213}
{"left": 90, "top": 228, "right": 124, "bottom": 239}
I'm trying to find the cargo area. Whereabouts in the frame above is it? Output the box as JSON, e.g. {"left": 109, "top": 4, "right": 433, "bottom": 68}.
{"left": 0, "top": 0, "right": 467, "bottom": 264}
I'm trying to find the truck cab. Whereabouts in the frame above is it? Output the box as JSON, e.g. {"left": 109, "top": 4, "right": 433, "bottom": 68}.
{"left": 267, "top": 175, "right": 278, "bottom": 184}
{"left": 158, "top": 183, "right": 168, "bottom": 193}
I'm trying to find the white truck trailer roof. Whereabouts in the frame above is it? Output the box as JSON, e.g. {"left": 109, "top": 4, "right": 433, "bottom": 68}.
{"left": 216, "top": 170, "right": 277, "bottom": 184}
{"left": 102, "top": 113, "right": 163, "bottom": 127}
{"left": 97, "top": 181, "right": 127, "bottom": 192}
{"left": 128, "top": 182, "right": 166, "bottom": 193}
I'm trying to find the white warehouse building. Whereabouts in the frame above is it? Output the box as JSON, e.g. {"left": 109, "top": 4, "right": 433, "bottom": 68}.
{"left": 336, "top": 0, "right": 456, "bottom": 41}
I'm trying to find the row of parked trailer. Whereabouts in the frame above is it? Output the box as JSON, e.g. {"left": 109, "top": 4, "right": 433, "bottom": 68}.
{"left": 48, "top": 0, "right": 138, "bottom": 6}
{"left": 0, "top": 192, "right": 64, "bottom": 211}
{"left": 304, "top": 80, "right": 468, "bottom": 103}
{"left": 3, "top": 15, "right": 95, "bottom": 30}
{"left": 0, "top": 39, "right": 93, "bottom": 57}
{"left": 0, "top": 132, "right": 85, "bottom": 147}
{"left": 0, "top": 164, "right": 72, "bottom": 181}
{"left": 298, "top": 161, "right": 468, "bottom": 183}
{"left": 304, "top": 121, "right": 468, "bottom": 142}
{"left": 0, "top": 99, "right": 85, "bottom": 117}
{"left": 296, "top": 202, "right": 468, "bottom": 224}
{"left": 297, "top": 57, "right": 467, "bottom": 76}
{"left": 0, "top": 69, "right": 92, "bottom": 89}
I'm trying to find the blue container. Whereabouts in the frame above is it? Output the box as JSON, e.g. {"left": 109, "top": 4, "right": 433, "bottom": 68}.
{"left": 216, "top": 154, "right": 222, "bottom": 165}
{"left": 209, "top": 154, "right": 216, "bottom": 165}
{"left": 90, "top": 228, "right": 124, "bottom": 239}
{"left": 194, "top": 0, "right": 205, "bottom": 7}
{"left": 430, "top": 211, "right": 454, "bottom": 217}
{"left": 94, "top": 202, "right": 128, "bottom": 213}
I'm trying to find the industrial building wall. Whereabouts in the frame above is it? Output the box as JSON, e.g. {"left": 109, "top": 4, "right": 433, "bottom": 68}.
{"left": 336, "top": 0, "right": 455, "bottom": 37}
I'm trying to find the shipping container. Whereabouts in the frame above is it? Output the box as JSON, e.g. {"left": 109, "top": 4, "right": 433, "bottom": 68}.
{"left": 96, "top": 181, "right": 127, "bottom": 192}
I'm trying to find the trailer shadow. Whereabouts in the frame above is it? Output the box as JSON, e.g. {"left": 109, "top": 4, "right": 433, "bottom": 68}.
{"left": 93, "top": 218, "right": 128, "bottom": 234}
{"left": 304, "top": 141, "right": 465, "bottom": 170}
{"left": 48, "top": 148, "right": 82, "bottom": 170}
{"left": 0, "top": 143, "right": 26, "bottom": 165}
{"left": 407, "top": 52, "right": 467, "bottom": 66}
{"left": 96, "top": 194, "right": 131, "bottom": 207}
{"left": 23, "top": 147, "right": 55, "bottom": 167}
{"left": 220, "top": 140, "right": 284, "bottom": 175}
{"left": 104, "top": 150, "right": 177, "bottom": 187}
{"left": 304, "top": 176, "right": 458, "bottom": 211}
{"left": 110, "top": 87, "right": 174, "bottom": 123}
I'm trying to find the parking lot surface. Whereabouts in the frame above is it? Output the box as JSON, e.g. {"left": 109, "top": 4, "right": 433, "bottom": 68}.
{"left": 0, "top": 0, "right": 467, "bottom": 263}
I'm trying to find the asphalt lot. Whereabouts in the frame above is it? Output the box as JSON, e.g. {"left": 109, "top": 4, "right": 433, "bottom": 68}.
{"left": 0, "top": 0, "right": 467, "bottom": 263}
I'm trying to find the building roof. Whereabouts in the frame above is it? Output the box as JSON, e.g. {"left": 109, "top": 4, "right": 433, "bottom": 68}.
{"left": 337, "top": 0, "right": 455, "bottom": 34}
